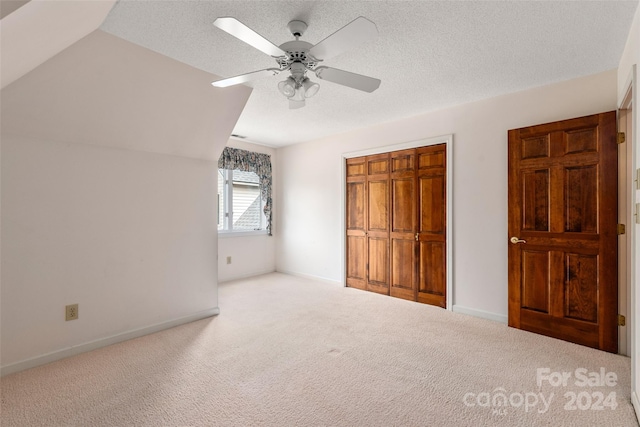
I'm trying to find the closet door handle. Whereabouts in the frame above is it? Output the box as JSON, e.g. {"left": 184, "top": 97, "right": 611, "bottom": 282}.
{"left": 415, "top": 232, "right": 419, "bottom": 241}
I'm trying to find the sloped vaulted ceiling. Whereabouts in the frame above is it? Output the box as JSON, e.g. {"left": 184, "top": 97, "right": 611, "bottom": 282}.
{"left": 1, "top": 30, "right": 252, "bottom": 161}
{"left": 0, "top": 0, "right": 117, "bottom": 89}
{"left": 1, "top": 1, "right": 253, "bottom": 161}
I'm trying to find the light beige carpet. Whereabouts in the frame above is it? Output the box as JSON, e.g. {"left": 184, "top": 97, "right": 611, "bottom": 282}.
{"left": 1, "top": 272, "right": 637, "bottom": 426}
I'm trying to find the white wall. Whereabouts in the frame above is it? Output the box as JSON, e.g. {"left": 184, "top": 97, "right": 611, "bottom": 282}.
{"left": 1, "top": 136, "right": 218, "bottom": 367}
{"left": 218, "top": 139, "right": 277, "bottom": 283}
{"left": 276, "top": 69, "right": 618, "bottom": 318}
{"left": 617, "top": 3, "right": 640, "bottom": 415}
{"left": 0, "top": 30, "right": 250, "bottom": 372}
{"left": 618, "top": 5, "right": 639, "bottom": 105}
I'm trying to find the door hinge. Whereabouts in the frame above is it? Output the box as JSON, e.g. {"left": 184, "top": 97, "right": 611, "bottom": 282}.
{"left": 617, "top": 224, "right": 626, "bottom": 235}
{"left": 618, "top": 314, "right": 626, "bottom": 326}
{"left": 617, "top": 132, "right": 626, "bottom": 144}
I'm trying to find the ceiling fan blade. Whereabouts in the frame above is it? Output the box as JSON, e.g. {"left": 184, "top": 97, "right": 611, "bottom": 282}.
{"left": 314, "top": 67, "right": 381, "bottom": 93}
{"left": 212, "top": 69, "right": 281, "bottom": 87}
{"left": 213, "top": 17, "right": 286, "bottom": 57}
{"left": 308, "top": 17, "right": 378, "bottom": 60}
{"left": 289, "top": 99, "right": 305, "bottom": 109}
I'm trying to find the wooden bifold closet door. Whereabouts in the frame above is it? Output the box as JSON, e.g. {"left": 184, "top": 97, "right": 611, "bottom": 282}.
{"left": 346, "top": 144, "right": 446, "bottom": 308}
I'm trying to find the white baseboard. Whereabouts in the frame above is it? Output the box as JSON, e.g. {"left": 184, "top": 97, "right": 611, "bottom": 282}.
{"left": 218, "top": 268, "right": 276, "bottom": 283}
{"left": 632, "top": 391, "right": 640, "bottom": 424}
{"left": 1, "top": 307, "right": 219, "bottom": 377}
{"left": 276, "top": 269, "right": 342, "bottom": 286}
{"left": 452, "top": 304, "right": 508, "bottom": 324}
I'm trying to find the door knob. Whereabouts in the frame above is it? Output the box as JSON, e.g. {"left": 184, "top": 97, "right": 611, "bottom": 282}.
{"left": 510, "top": 237, "right": 526, "bottom": 244}
{"left": 415, "top": 232, "right": 419, "bottom": 241}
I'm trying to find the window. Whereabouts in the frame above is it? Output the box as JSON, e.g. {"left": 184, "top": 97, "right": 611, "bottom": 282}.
{"left": 218, "top": 169, "right": 266, "bottom": 232}
{"left": 217, "top": 147, "right": 273, "bottom": 235}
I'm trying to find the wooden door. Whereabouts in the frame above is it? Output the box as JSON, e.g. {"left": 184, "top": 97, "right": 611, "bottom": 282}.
{"left": 416, "top": 145, "right": 447, "bottom": 307}
{"left": 346, "top": 144, "right": 447, "bottom": 308}
{"left": 508, "top": 112, "right": 618, "bottom": 353}
{"left": 346, "top": 157, "right": 367, "bottom": 290}
{"left": 366, "top": 153, "right": 390, "bottom": 294}
{"left": 390, "top": 149, "right": 417, "bottom": 300}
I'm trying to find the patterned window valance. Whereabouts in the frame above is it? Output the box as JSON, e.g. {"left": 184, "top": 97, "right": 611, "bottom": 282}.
{"left": 218, "top": 147, "right": 273, "bottom": 235}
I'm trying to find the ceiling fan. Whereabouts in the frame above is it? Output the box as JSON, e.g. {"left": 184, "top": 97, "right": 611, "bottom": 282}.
{"left": 211, "top": 16, "right": 381, "bottom": 109}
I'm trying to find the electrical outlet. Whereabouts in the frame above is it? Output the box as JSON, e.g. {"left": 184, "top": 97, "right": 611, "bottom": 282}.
{"left": 226, "top": 256, "right": 232, "bottom": 264}
{"left": 65, "top": 304, "right": 78, "bottom": 321}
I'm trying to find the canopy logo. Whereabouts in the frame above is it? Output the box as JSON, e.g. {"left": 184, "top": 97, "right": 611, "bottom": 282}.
{"left": 463, "top": 389, "right": 553, "bottom": 416}
{"left": 462, "top": 367, "right": 619, "bottom": 416}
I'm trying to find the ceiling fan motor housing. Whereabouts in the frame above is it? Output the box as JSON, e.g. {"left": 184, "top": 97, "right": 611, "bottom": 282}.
{"left": 276, "top": 40, "right": 317, "bottom": 70}
{"left": 287, "top": 20, "right": 307, "bottom": 37}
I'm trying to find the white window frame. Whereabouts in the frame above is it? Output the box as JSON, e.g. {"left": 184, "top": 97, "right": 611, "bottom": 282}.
{"left": 218, "top": 169, "right": 268, "bottom": 237}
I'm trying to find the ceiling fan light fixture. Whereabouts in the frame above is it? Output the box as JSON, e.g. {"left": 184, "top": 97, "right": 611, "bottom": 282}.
{"left": 278, "top": 77, "right": 296, "bottom": 97}
{"left": 302, "top": 78, "right": 320, "bottom": 98}
{"left": 291, "top": 86, "right": 306, "bottom": 102}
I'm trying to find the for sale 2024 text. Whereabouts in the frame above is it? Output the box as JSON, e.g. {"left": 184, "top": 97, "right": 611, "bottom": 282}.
{"left": 537, "top": 367, "right": 618, "bottom": 411}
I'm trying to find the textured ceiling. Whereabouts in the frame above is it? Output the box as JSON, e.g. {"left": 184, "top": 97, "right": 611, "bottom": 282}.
{"left": 101, "top": 0, "right": 638, "bottom": 147}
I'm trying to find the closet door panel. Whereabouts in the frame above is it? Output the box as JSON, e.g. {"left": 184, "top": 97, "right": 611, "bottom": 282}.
{"left": 416, "top": 144, "right": 447, "bottom": 307}
{"left": 346, "top": 157, "right": 367, "bottom": 290}
{"left": 366, "top": 153, "right": 390, "bottom": 293}
{"left": 390, "top": 149, "right": 417, "bottom": 301}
